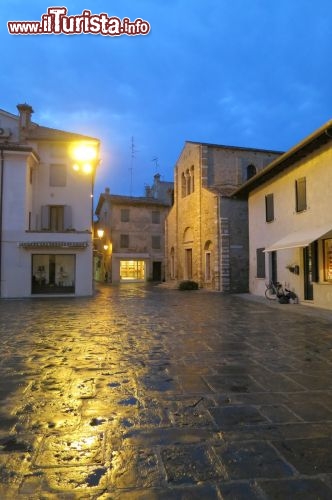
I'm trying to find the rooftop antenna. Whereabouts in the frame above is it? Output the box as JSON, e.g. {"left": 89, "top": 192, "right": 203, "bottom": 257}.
{"left": 129, "top": 136, "right": 137, "bottom": 196}
{"left": 152, "top": 156, "right": 159, "bottom": 173}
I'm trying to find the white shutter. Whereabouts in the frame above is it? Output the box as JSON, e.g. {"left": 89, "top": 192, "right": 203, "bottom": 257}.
{"left": 41, "top": 206, "right": 49, "bottom": 230}
{"left": 64, "top": 205, "right": 72, "bottom": 230}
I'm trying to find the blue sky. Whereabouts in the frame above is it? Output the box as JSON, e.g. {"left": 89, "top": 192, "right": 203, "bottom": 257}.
{"left": 1, "top": 0, "right": 331, "bottom": 199}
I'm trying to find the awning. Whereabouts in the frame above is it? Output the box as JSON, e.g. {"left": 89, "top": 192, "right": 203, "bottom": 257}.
{"left": 263, "top": 224, "right": 332, "bottom": 252}
{"left": 18, "top": 241, "right": 89, "bottom": 249}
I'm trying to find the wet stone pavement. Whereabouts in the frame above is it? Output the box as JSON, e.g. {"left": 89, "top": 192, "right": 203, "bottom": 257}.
{"left": 1, "top": 285, "right": 332, "bottom": 499}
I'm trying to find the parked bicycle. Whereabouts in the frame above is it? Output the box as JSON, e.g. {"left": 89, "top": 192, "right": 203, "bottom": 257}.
{"left": 265, "top": 281, "right": 298, "bottom": 303}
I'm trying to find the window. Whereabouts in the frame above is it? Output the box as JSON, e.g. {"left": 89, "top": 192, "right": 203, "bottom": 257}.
{"left": 256, "top": 248, "right": 266, "bottom": 278}
{"left": 32, "top": 254, "right": 75, "bottom": 294}
{"left": 120, "top": 234, "right": 129, "bottom": 248}
{"left": 120, "top": 260, "right": 145, "bottom": 281}
{"left": 181, "top": 167, "right": 195, "bottom": 197}
{"left": 41, "top": 205, "right": 72, "bottom": 231}
{"left": 247, "top": 164, "right": 257, "bottom": 180}
{"left": 295, "top": 177, "right": 307, "bottom": 212}
{"left": 324, "top": 239, "right": 332, "bottom": 281}
{"left": 152, "top": 235, "right": 161, "bottom": 249}
{"left": 152, "top": 210, "right": 160, "bottom": 224}
{"left": 265, "top": 194, "right": 274, "bottom": 222}
{"left": 50, "top": 206, "right": 64, "bottom": 231}
{"left": 50, "top": 164, "right": 67, "bottom": 187}
{"left": 121, "top": 209, "right": 130, "bottom": 222}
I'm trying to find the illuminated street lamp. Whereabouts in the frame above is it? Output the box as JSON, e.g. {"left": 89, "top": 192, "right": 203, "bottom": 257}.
{"left": 71, "top": 143, "right": 98, "bottom": 174}
{"left": 97, "top": 229, "right": 104, "bottom": 239}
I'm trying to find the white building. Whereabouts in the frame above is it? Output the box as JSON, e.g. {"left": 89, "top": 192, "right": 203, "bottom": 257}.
{"left": 0, "top": 103, "right": 100, "bottom": 298}
{"left": 233, "top": 120, "right": 332, "bottom": 309}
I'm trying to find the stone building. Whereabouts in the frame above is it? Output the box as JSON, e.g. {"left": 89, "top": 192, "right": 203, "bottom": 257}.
{"left": 165, "top": 141, "right": 281, "bottom": 292}
{"left": 95, "top": 174, "right": 173, "bottom": 283}
{"left": 233, "top": 120, "right": 332, "bottom": 309}
{"left": 0, "top": 103, "right": 100, "bottom": 298}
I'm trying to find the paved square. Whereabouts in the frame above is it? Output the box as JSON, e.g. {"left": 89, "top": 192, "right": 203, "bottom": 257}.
{"left": 1, "top": 284, "right": 332, "bottom": 497}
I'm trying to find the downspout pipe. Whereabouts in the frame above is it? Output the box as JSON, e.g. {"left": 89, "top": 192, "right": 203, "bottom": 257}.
{"left": 0, "top": 148, "right": 4, "bottom": 297}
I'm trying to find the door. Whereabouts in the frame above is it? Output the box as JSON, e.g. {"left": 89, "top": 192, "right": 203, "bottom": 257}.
{"left": 303, "top": 243, "right": 317, "bottom": 300}
{"left": 270, "top": 251, "right": 277, "bottom": 283}
{"left": 152, "top": 261, "right": 162, "bottom": 281}
{"left": 185, "top": 248, "right": 193, "bottom": 279}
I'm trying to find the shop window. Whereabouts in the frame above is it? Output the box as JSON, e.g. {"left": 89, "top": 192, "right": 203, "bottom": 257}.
{"left": 295, "top": 177, "right": 307, "bottom": 212}
{"left": 256, "top": 248, "right": 266, "bottom": 278}
{"left": 265, "top": 194, "right": 274, "bottom": 222}
{"left": 324, "top": 239, "right": 332, "bottom": 282}
{"left": 32, "top": 254, "right": 75, "bottom": 294}
{"left": 120, "top": 260, "right": 145, "bottom": 281}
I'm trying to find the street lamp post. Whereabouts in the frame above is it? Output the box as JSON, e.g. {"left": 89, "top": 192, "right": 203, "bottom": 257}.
{"left": 71, "top": 142, "right": 100, "bottom": 294}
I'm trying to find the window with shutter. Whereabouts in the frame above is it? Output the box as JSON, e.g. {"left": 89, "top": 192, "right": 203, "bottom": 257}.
{"left": 265, "top": 194, "right": 274, "bottom": 222}
{"left": 256, "top": 248, "right": 266, "bottom": 278}
{"left": 41, "top": 205, "right": 49, "bottom": 230}
{"left": 50, "top": 164, "right": 67, "bottom": 186}
{"left": 295, "top": 177, "right": 307, "bottom": 212}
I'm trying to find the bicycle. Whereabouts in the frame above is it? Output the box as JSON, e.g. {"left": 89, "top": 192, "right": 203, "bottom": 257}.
{"left": 265, "top": 281, "right": 298, "bottom": 303}
{"left": 265, "top": 281, "right": 284, "bottom": 300}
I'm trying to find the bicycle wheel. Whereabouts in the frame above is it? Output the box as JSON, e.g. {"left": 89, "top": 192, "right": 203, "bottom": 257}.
{"left": 265, "top": 286, "right": 277, "bottom": 300}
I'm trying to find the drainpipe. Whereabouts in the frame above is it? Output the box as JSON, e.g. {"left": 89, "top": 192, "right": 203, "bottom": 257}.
{"left": 0, "top": 148, "right": 4, "bottom": 297}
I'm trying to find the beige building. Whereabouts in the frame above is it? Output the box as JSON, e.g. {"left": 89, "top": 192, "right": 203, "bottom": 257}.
{"left": 0, "top": 103, "right": 100, "bottom": 298}
{"left": 233, "top": 120, "right": 332, "bottom": 309}
{"left": 95, "top": 175, "right": 173, "bottom": 283}
{"left": 166, "top": 141, "right": 281, "bottom": 291}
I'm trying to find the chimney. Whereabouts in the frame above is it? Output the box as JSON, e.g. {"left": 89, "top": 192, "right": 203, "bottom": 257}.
{"left": 17, "top": 103, "right": 34, "bottom": 131}
{"left": 105, "top": 187, "right": 110, "bottom": 194}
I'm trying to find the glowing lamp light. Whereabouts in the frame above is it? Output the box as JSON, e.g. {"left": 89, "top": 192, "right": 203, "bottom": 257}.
{"left": 82, "top": 163, "right": 93, "bottom": 174}
{"left": 72, "top": 144, "right": 97, "bottom": 162}
{"left": 97, "top": 229, "right": 104, "bottom": 239}
{"left": 71, "top": 143, "right": 98, "bottom": 174}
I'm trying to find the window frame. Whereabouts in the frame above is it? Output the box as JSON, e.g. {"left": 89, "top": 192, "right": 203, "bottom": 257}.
{"left": 265, "top": 193, "right": 274, "bottom": 223}
{"left": 256, "top": 248, "right": 266, "bottom": 279}
{"left": 295, "top": 177, "right": 307, "bottom": 213}
{"left": 120, "top": 234, "right": 129, "bottom": 248}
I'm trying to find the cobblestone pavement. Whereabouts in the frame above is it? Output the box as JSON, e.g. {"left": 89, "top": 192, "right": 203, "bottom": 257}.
{"left": 1, "top": 284, "right": 332, "bottom": 499}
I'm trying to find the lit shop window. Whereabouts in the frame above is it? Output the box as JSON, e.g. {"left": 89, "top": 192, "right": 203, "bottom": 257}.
{"left": 120, "top": 260, "right": 145, "bottom": 281}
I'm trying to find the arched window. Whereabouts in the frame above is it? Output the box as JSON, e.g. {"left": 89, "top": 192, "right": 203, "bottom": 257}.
{"left": 181, "top": 172, "right": 186, "bottom": 197}
{"left": 190, "top": 165, "right": 195, "bottom": 193}
{"left": 186, "top": 169, "right": 191, "bottom": 195}
{"left": 247, "top": 164, "right": 257, "bottom": 180}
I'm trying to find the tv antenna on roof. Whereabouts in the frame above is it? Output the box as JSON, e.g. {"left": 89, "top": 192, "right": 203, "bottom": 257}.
{"left": 152, "top": 157, "right": 159, "bottom": 172}
{"left": 129, "top": 136, "right": 138, "bottom": 196}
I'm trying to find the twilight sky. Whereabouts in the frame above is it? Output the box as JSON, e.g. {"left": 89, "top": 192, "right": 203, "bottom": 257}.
{"left": 1, "top": 0, "right": 331, "bottom": 200}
